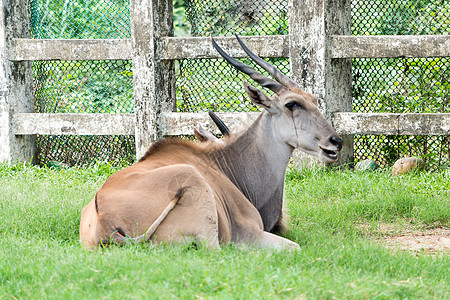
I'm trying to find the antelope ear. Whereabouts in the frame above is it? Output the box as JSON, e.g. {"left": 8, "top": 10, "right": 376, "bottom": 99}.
{"left": 194, "top": 125, "right": 218, "bottom": 143}
{"left": 244, "top": 81, "right": 272, "bottom": 109}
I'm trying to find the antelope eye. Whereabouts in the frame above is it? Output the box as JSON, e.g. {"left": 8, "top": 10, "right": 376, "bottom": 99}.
{"left": 285, "top": 101, "right": 301, "bottom": 110}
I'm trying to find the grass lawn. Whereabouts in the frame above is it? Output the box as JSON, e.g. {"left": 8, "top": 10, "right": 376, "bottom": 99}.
{"left": 0, "top": 162, "right": 448, "bottom": 299}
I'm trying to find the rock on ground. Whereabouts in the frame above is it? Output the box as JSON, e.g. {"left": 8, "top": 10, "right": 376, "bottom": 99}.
{"left": 355, "top": 159, "right": 379, "bottom": 171}
{"left": 392, "top": 157, "right": 425, "bottom": 176}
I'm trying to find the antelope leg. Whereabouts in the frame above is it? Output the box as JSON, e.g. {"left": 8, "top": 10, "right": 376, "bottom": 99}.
{"left": 251, "top": 231, "right": 301, "bottom": 250}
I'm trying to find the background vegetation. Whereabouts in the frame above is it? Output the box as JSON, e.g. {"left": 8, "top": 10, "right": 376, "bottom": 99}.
{"left": 0, "top": 163, "right": 448, "bottom": 298}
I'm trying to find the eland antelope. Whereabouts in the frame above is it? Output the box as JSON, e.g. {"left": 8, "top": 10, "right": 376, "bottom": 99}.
{"left": 79, "top": 35, "right": 342, "bottom": 250}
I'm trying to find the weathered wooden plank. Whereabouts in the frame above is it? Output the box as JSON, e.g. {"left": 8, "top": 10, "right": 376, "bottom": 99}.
{"left": 131, "top": 0, "right": 175, "bottom": 158}
{"left": 14, "top": 112, "right": 450, "bottom": 137}
{"left": 10, "top": 36, "right": 288, "bottom": 62}
{"left": 1, "top": 0, "right": 36, "bottom": 163}
{"left": 333, "top": 112, "right": 450, "bottom": 135}
{"left": 10, "top": 39, "right": 132, "bottom": 61}
{"left": 161, "top": 112, "right": 260, "bottom": 136}
{"left": 158, "top": 35, "right": 289, "bottom": 60}
{"left": 400, "top": 113, "right": 450, "bottom": 135}
{"left": 288, "top": 0, "right": 353, "bottom": 165}
{"left": 9, "top": 35, "right": 450, "bottom": 62}
{"left": 333, "top": 113, "right": 400, "bottom": 135}
{"left": 330, "top": 35, "right": 450, "bottom": 58}
{"left": 14, "top": 113, "right": 135, "bottom": 135}
{"left": 12, "top": 35, "right": 447, "bottom": 62}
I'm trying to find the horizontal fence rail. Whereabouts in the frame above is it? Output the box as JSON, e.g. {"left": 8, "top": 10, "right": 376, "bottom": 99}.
{"left": 161, "top": 112, "right": 260, "bottom": 136}
{"left": 329, "top": 35, "right": 450, "bottom": 58}
{"left": 14, "top": 113, "right": 135, "bottom": 135}
{"left": 10, "top": 36, "right": 289, "bottom": 61}
{"left": 158, "top": 36, "right": 289, "bottom": 59}
{"left": 13, "top": 112, "right": 259, "bottom": 136}
{"left": 333, "top": 113, "right": 450, "bottom": 136}
{"left": 10, "top": 39, "right": 133, "bottom": 61}
{"left": 10, "top": 35, "right": 450, "bottom": 61}
{"left": 13, "top": 112, "right": 450, "bottom": 137}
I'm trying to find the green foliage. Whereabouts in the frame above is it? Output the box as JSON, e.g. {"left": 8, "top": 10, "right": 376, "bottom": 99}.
{"left": 30, "top": 1, "right": 135, "bottom": 166}
{"left": 34, "top": 60, "right": 134, "bottom": 114}
{"left": 352, "top": 0, "right": 449, "bottom": 35}
{"left": 185, "top": 0, "right": 288, "bottom": 36}
{"left": 173, "top": 0, "right": 191, "bottom": 36}
{"left": 353, "top": 57, "right": 449, "bottom": 115}
{"left": 379, "top": 0, "right": 449, "bottom": 35}
{"left": 30, "top": 0, "right": 130, "bottom": 39}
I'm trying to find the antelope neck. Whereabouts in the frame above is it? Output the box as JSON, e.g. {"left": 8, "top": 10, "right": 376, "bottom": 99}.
{"left": 211, "top": 111, "right": 293, "bottom": 211}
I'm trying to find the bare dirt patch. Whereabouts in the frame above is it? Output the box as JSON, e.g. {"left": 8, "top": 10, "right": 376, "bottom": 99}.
{"left": 382, "top": 227, "right": 450, "bottom": 253}
{"left": 359, "top": 223, "right": 450, "bottom": 254}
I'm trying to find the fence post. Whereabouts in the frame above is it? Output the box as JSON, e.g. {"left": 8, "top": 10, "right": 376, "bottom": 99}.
{"left": 0, "top": 0, "right": 36, "bottom": 163}
{"left": 288, "top": 0, "right": 353, "bottom": 166}
{"left": 130, "top": 0, "right": 176, "bottom": 159}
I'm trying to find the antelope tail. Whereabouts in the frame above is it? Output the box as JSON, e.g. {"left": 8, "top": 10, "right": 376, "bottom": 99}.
{"left": 112, "top": 186, "right": 189, "bottom": 245}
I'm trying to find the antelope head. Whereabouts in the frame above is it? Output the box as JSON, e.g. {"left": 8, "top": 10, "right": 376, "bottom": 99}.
{"left": 212, "top": 35, "right": 343, "bottom": 163}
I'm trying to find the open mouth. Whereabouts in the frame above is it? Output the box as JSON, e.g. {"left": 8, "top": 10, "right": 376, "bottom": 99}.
{"left": 320, "top": 147, "right": 338, "bottom": 160}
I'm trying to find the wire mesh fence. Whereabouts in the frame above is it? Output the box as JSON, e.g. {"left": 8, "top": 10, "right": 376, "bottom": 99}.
{"left": 28, "top": 0, "right": 449, "bottom": 168}
{"left": 351, "top": 0, "right": 450, "bottom": 169}
{"left": 29, "top": 0, "right": 130, "bottom": 39}
{"left": 185, "top": 0, "right": 288, "bottom": 36}
{"left": 351, "top": 0, "right": 449, "bottom": 35}
{"left": 29, "top": 0, "right": 134, "bottom": 167}
{"left": 178, "top": 0, "right": 289, "bottom": 113}
{"left": 176, "top": 57, "right": 289, "bottom": 112}
{"left": 36, "top": 135, "right": 135, "bottom": 167}
{"left": 33, "top": 60, "right": 133, "bottom": 114}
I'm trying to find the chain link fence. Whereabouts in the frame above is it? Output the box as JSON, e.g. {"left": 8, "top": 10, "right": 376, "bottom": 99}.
{"left": 29, "top": 0, "right": 449, "bottom": 168}
{"left": 30, "top": 0, "right": 134, "bottom": 167}
{"left": 352, "top": 0, "right": 450, "bottom": 169}
{"left": 177, "top": 0, "right": 289, "bottom": 112}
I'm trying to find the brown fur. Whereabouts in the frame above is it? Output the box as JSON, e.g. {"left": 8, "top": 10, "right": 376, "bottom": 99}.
{"left": 80, "top": 133, "right": 294, "bottom": 250}
{"left": 80, "top": 37, "right": 342, "bottom": 251}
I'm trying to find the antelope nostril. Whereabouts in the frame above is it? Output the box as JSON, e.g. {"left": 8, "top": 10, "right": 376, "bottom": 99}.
{"left": 330, "top": 136, "right": 343, "bottom": 150}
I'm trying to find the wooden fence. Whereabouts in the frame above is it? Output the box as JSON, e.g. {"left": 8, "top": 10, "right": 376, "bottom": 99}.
{"left": 1, "top": 0, "right": 449, "bottom": 164}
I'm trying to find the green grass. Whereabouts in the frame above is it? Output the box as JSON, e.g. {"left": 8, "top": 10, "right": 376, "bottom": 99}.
{"left": 0, "top": 162, "right": 449, "bottom": 299}
{"left": 285, "top": 168, "right": 450, "bottom": 239}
